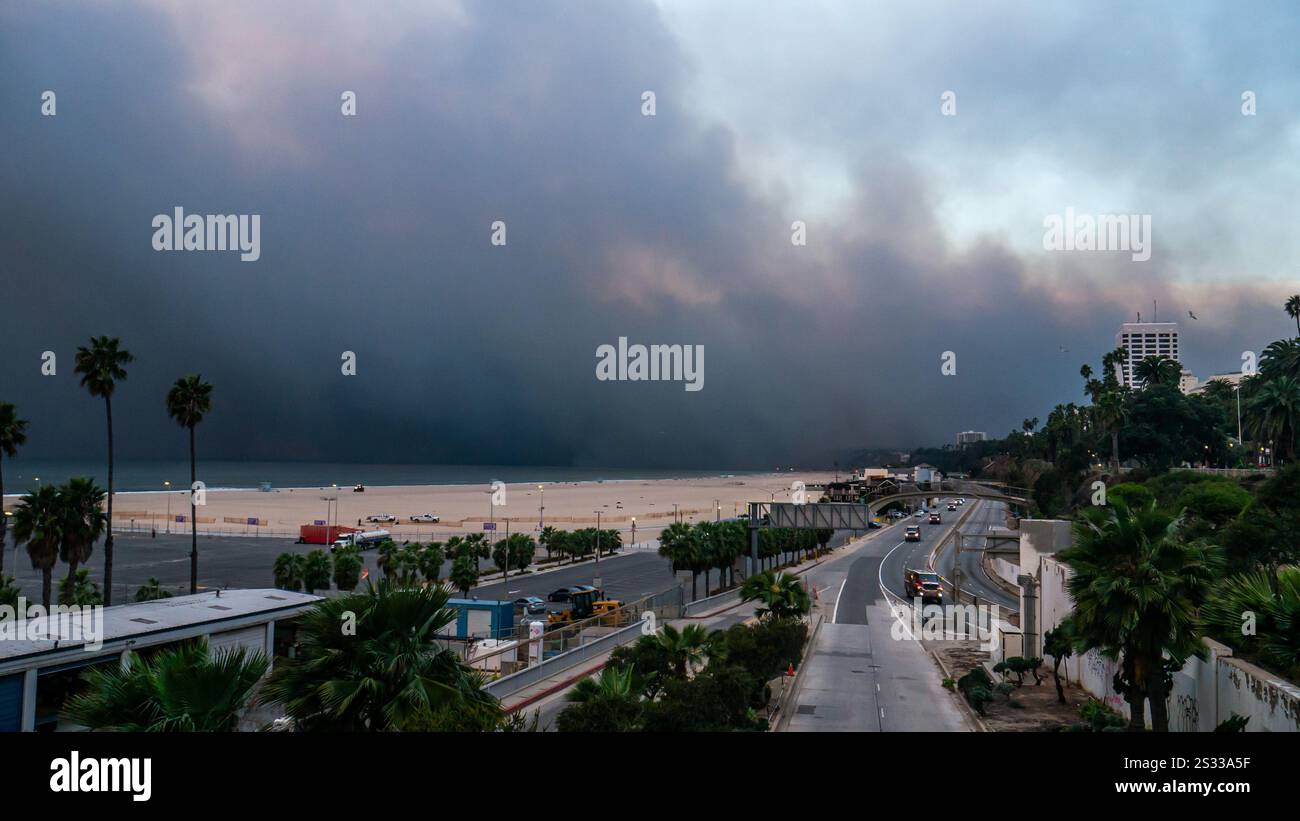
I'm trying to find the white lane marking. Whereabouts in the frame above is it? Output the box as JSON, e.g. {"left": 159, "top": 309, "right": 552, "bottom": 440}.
{"left": 831, "top": 577, "right": 847, "bottom": 624}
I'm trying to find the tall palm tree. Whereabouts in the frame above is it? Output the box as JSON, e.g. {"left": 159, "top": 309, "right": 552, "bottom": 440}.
{"left": 658, "top": 521, "right": 699, "bottom": 599}
{"left": 74, "top": 336, "right": 133, "bottom": 605}
{"left": 1059, "top": 501, "right": 1218, "bottom": 731}
{"left": 63, "top": 640, "right": 268, "bottom": 732}
{"left": 1095, "top": 391, "right": 1129, "bottom": 473}
{"left": 0, "top": 403, "right": 29, "bottom": 577}
{"left": 11, "top": 486, "right": 62, "bottom": 607}
{"left": 1260, "top": 338, "right": 1300, "bottom": 382}
{"left": 261, "top": 581, "right": 502, "bottom": 731}
{"left": 57, "top": 477, "right": 107, "bottom": 604}
{"left": 1286, "top": 294, "right": 1300, "bottom": 336}
{"left": 1246, "top": 375, "right": 1300, "bottom": 463}
{"left": 166, "top": 374, "right": 212, "bottom": 594}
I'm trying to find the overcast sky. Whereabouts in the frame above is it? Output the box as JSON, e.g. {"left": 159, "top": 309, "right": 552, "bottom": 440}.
{"left": 2, "top": 1, "right": 1298, "bottom": 469}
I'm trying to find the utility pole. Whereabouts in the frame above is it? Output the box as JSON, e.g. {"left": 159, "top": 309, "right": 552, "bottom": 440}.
{"left": 165, "top": 480, "right": 172, "bottom": 534}
{"left": 537, "top": 484, "right": 544, "bottom": 531}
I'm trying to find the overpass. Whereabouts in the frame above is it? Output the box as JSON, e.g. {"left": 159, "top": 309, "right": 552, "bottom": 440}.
{"left": 742, "top": 480, "right": 1031, "bottom": 575}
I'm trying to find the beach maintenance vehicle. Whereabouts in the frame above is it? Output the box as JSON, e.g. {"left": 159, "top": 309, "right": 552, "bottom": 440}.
{"left": 905, "top": 525, "right": 921, "bottom": 542}
{"left": 903, "top": 569, "right": 944, "bottom": 603}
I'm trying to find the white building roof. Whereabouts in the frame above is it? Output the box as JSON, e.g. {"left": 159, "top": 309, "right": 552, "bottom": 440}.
{"left": 0, "top": 588, "right": 321, "bottom": 665}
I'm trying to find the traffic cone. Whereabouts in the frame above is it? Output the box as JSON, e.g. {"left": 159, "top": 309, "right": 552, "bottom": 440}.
{"left": 787, "top": 662, "right": 796, "bottom": 676}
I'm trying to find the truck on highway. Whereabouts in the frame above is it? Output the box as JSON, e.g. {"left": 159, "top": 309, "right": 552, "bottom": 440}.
{"left": 903, "top": 569, "right": 944, "bottom": 603}
{"left": 905, "top": 525, "right": 921, "bottom": 542}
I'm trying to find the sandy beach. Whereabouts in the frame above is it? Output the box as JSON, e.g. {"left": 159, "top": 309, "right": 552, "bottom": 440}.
{"left": 102, "top": 472, "right": 836, "bottom": 540}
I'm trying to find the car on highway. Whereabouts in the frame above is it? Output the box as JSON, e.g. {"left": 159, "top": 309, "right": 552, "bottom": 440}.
{"left": 957, "top": 498, "right": 965, "bottom": 505}
{"left": 904, "top": 569, "right": 944, "bottom": 603}
{"left": 913, "top": 509, "right": 926, "bottom": 518}
{"left": 947, "top": 503, "right": 957, "bottom": 511}
{"left": 366, "top": 513, "right": 397, "bottom": 523}
{"left": 928, "top": 511, "right": 941, "bottom": 524}
{"left": 409, "top": 513, "right": 441, "bottom": 523}
{"left": 905, "top": 525, "right": 921, "bottom": 542}
{"left": 514, "top": 596, "right": 547, "bottom": 614}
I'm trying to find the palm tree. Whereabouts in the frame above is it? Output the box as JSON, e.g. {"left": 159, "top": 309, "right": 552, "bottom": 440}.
{"left": 740, "top": 570, "right": 812, "bottom": 621}
{"left": 301, "top": 549, "right": 332, "bottom": 593}
{"left": 1132, "top": 355, "right": 1181, "bottom": 389}
{"left": 165, "top": 374, "right": 212, "bottom": 595}
{"left": 1260, "top": 338, "right": 1300, "bottom": 382}
{"left": 653, "top": 623, "right": 710, "bottom": 678}
{"left": 568, "top": 664, "right": 637, "bottom": 703}
{"left": 416, "top": 541, "right": 445, "bottom": 582}
{"left": 1095, "top": 391, "right": 1129, "bottom": 473}
{"left": 273, "top": 552, "right": 304, "bottom": 591}
{"left": 74, "top": 336, "right": 133, "bottom": 605}
{"left": 63, "top": 640, "right": 268, "bottom": 732}
{"left": 1286, "top": 294, "right": 1300, "bottom": 336}
{"left": 1059, "top": 501, "right": 1219, "bottom": 731}
{"left": 57, "top": 477, "right": 107, "bottom": 604}
{"left": 134, "top": 577, "right": 173, "bottom": 602}
{"left": 261, "top": 581, "right": 502, "bottom": 731}
{"left": 12, "top": 486, "right": 63, "bottom": 607}
{"left": 450, "top": 554, "right": 478, "bottom": 596}
{"left": 1202, "top": 566, "right": 1300, "bottom": 681}
{"left": 0, "top": 402, "right": 28, "bottom": 577}
{"left": 1246, "top": 375, "right": 1300, "bottom": 463}
{"left": 658, "top": 521, "right": 700, "bottom": 599}
{"left": 58, "top": 568, "right": 102, "bottom": 606}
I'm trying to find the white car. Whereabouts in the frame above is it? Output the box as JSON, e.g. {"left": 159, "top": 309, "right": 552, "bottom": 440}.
{"left": 409, "top": 513, "right": 441, "bottom": 523}
{"left": 366, "top": 513, "right": 397, "bottom": 523}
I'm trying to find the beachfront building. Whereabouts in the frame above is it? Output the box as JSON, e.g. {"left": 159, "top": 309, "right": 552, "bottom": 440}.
{"left": 0, "top": 588, "right": 319, "bottom": 732}
{"left": 1115, "top": 321, "right": 1181, "bottom": 388}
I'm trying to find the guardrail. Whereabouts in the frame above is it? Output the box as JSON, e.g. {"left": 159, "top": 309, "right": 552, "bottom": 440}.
{"left": 472, "top": 586, "right": 686, "bottom": 698}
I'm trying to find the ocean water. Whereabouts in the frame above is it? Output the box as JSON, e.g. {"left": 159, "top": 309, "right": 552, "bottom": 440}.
{"left": 0, "top": 460, "right": 754, "bottom": 494}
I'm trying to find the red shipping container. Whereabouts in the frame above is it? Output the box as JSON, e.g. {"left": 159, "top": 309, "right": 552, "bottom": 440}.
{"left": 299, "top": 524, "right": 359, "bottom": 545}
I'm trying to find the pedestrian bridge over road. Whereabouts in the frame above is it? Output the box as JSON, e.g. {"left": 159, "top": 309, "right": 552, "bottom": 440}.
{"left": 746, "top": 481, "right": 1031, "bottom": 532}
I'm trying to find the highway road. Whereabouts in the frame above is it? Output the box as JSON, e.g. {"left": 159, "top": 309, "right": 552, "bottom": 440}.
{"left": 779, "top": 508, "right": 977, "bottom": 732}
{"left": 931, "top": 501, "right": 1020, "bottom": 612}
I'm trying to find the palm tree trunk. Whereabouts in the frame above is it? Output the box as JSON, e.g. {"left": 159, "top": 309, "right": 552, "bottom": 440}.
{"left": 189, "top": 424, "right": 199, "bottom": 595}
{"left": 1110, "top": 430, "right": 1120, "bottom": 474}
{"left": 1149, "top": 675, "right": 1170, "bottom": 732}
{"left": 42, "top": 566, "right": 52, "bottom": 609}
{"left": 64, "top": 556, "right": 80, "bottom": 605}
{"left": 691, "top": 571, "right": 698, "bottom": 600}
{"left": 103, "top": 397, "right": 115, "bottom": 605}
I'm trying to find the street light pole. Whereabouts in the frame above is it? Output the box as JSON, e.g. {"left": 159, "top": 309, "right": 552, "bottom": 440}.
{"left": 1235, "top": 384, "right": 1242, "bottom": 443}
{"left": 538, "top": 484, "right": 544, "bottom": 531}
{"left": 165, "top": 481, "right": 172, "bottom": 534}
{"left": 631, "top": 516, "right": 636, "bottom": 548}
{"left": 594, "top": 510, "right": 602, "bottom": 588}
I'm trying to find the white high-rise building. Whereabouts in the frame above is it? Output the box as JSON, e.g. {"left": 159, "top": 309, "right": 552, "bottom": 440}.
{"left": 1115, "top": 321, "right": 1180, "bottom": 388}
